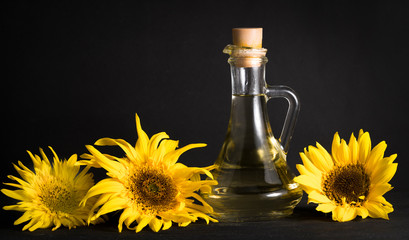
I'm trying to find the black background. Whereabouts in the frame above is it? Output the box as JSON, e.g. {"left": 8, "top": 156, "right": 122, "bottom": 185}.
{"left": 2, "top": 0, "right": 409, "bottom": 239}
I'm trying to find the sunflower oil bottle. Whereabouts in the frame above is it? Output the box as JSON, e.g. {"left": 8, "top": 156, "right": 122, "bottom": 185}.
{"left": 203, "top": 28, "right": 303, "bottom": 222}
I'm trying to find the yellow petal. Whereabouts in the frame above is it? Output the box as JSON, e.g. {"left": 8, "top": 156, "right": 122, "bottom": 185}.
{"left": 179, "top": 181, "right": 208, "bottom": 193}
{"left": 316, "top": 142, "right": 334, "bottom": 168}
{"left": 164, "top": 143, "right": 207, "bottom": 166}
{"left": 332, "top": 206, "right": 344, "bottom": 222}
{"left": 185, "top": 202, "right": 213, "bottom": 215}
{"left": 22, "top": 219, "right": 36, "bottom": 231}
{"left": 40, "top": 148, "right": 52, "bottom": 165}
{"left": 358, "top": 129, "right": 364, "bottom": 138}
{"left": 26, "top": 151, "right": 42, "bottom": 170}
{"left": 148, "top": 217, "right": 163, "bottom": 232}
{"left": 172, "top": 165, "right": 214, "bottom": 181}
{"left": 28, "top": 219, "right": 45, "bottom": 232}
{"left": 185, "top": 192, "right": 214, "bottom": 213}
{"left": 135, "top": 215, "right": 153, "bottom": 233}
{"left": 335, "top": 139, "right": 350, "bottom": 165}
{"left": 48, "top": 146, "right": 61, "bottom": 164}
{"left": 1, "top": 189, "right": 25, "bottom": 201}
{"left": 299, "top": 186, "right": 317, "bottom": 194}
{"left": 372, "top": 195, "right": 393, "bottom": 208}
{"left": 371, "top": 163, "right": 397, "bottom": 185}
{"left": 308, "top": 190, "right": 331, "bottom": 204}
{"left": 316, "top": 203, "right": 336, "bottom": 213}
{"left": 356, "top": 206, "right": 369, "bottom": 219}
{"left": 383, "top": 204, "right": 394, "bottom": 214}
{"left": 331, "top": 132, "right": 341, "bottom": 163}
{"left": 183, "top": 208, "right": 213, "bottom": 224}
{"left": 154, "top": 139, "right": 180, "bottom": 164}
{"left": 14, "top": 161, "right": 34, "bottom": 182}
{"left": 295, "top": 163, "right": 307, "bottom": 175}
{"left": 365, "top": 141, "right": 387, "bottom": 171}
{"left": 14, "top": 211, "right": 32, "bottom": 225}
{"left": 296, "top": 164, "right": 320, "bottom": 180}
{"left": 293, "top": 175, "right": 321, "bottom": 191}
{"left": 41, "top": 217, "right": 53, "bottom": 230}
{"left": 385, "top": 153, "right": 397, "bottom": 164}
{"left": 135, "top": 113, "right": 150, "bottom": 157}
{"left": 92, "top": 197, "right": 128, "bottom": 220}
{"left": 364, "top": 202, "right": 389, "bottom": 220}
{"left": 124, "top": 210, "right": 139, "bottom": 230}
{"left": 307, "top": 146, "right": 332, "bottom": 172}
{"left": 88, "top": 193, "right": 112, "bottom": 219}
{"left": 51, "top": 221, "right": 62, "bottom": 231}
{"left": 348, "top": 133, "right": 359, "bottom": 164}
{"left": 95, "top": 138, "right": 142, "bottom": 162}
{"left": 2, "top": 182, "right": 25, "bottom": 190}
{"left": 340, "top": 206, "right": 357, "bottom": 222}
{"left": 367, "top": 183, "right": 393, "bottom": 200}
{"left": 358, "top": 131, "right": 371, "bottom": 164}
{"left": 85, "top": 145, "right": 124, "bottom": 176}
{"left": 60, "top": 218, "right": 74, "bottom": 229}
{"left": 165, "top": 140, "right": 180, "bottom": 156}
{"left": 178, "top": 221, "right": 191, "bottom": 227}
{"left": 162, "top": 220, "right": 172, "bottom": 230}
{"left": 331, "top": 205, "right": 357, "bottom": 222}
{"left": 148, "top": 132, "right": 171, "bottom": 155}
{"left": 81, "top": 179, "right": 124, "bottom": 206}
{"left": 118, "top": 207, "right": 133, "bottom": 232}
{"left": 369, "top": 154, "right": 397, "bottom": 183}
{"left": 3, "top": 205, "right": 22, "bottom": 211}
{"left": 152, "top": 139, "right": 177, "bottom": 163}
{"left": 299, "top": 152, "right": 322, "bottom": 177}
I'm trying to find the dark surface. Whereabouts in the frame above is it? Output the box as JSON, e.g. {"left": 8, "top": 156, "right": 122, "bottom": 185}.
{"left": 1, "top": 191, "right": 408, "bottom": 240}
{"left": 2, "top": 1, "right": 409, "bottom": 239}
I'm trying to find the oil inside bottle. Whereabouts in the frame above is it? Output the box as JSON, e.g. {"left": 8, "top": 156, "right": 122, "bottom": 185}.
{"left": 203, "top": 95, "right": 303, "bottom": 222}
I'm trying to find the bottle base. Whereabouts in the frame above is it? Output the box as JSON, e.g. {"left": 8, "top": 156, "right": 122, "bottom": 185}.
{"left": 203, "top": 187, "right": 303, "bottom": 222}
{"left": 212, "top": 208, "right": 296, "bottom": 222}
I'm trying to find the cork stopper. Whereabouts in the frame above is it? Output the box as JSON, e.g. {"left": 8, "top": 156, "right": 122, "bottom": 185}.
{"left": 232, "top": 28, "right": 263, "bottom": 48}
{"left": 228, "top": 28, "right": 266, "bottom": 67}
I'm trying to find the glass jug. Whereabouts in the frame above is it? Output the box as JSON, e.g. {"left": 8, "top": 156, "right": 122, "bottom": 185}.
{"left": 204, "top": 28, "right": 303, "bottom": 222}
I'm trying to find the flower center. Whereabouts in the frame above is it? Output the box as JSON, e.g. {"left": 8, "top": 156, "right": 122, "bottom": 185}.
{"left": 128, "top": 167, "right": 178, "bottom": 214}
{"left": 37, "top": 177, "right": 78, "bottom": 214}
{"left": 322, "top": 164, "right": 370, "bottom": 205}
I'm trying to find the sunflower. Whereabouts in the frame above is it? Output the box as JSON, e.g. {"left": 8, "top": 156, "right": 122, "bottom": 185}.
{"left": 79, "top": 113, "right": 218, "bottom": 233}
{"left": 1, "top": 147, "right": 103, "bottom": 231}
{"left": 294, "top": 130, "right": 397, "bottom": 222}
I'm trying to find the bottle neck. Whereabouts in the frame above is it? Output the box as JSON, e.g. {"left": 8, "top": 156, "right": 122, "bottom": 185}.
{"left": 229, "top": 63, "right": 267, "bottom": 95}
{"left": 224, "top": 44, "right": 268, "bottom": 96}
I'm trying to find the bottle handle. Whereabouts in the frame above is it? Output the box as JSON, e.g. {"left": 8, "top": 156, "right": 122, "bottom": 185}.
{"left": 265, "top": 85, "right": 300, "bottom": 153}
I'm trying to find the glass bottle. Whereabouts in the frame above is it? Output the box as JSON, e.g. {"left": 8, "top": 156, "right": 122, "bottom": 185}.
{"left": 204, "top": 28, "right": 303, "bottom": 222}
